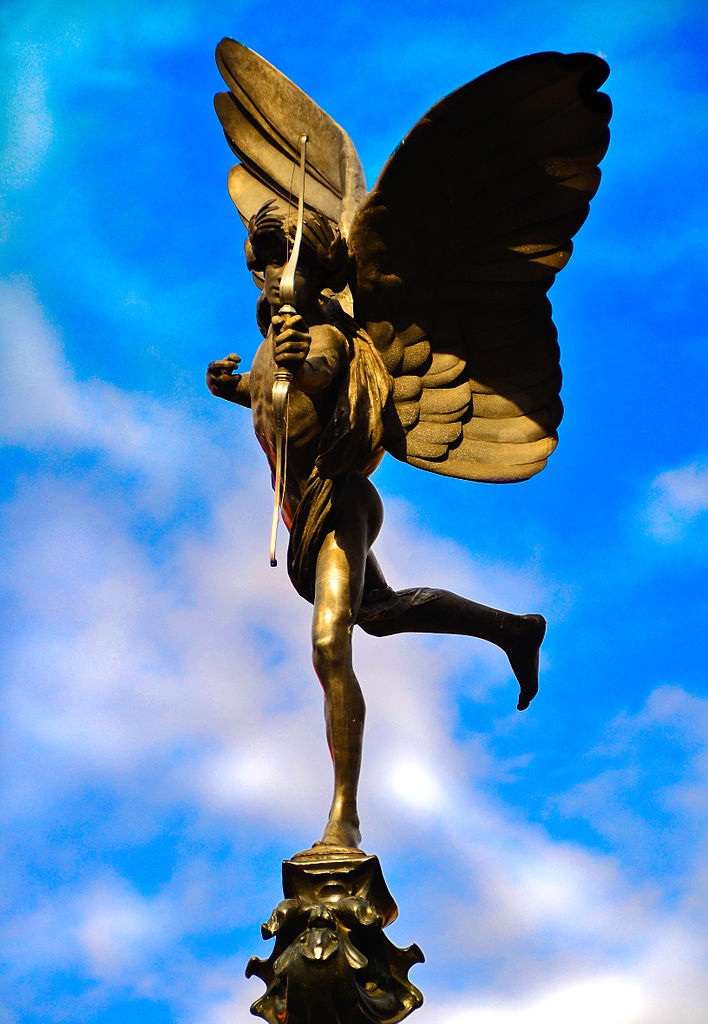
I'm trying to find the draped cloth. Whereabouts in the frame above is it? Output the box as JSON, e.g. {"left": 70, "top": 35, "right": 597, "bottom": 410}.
{"left": 287, "top": 315, "right": 391, "bottom": 604}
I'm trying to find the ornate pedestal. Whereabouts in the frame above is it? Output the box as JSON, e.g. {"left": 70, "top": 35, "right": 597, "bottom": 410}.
{"left": 246, "top": 846, "right": 424, "bottom": 1024}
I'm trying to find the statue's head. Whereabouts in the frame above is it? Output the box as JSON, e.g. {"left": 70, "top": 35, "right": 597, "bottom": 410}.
{"left": 245, "top": 199, "right": 349, "bottom": 295}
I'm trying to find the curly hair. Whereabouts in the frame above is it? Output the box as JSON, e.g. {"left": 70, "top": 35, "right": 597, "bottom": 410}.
{"left": 245, "top": 199, "right": 349, "bottom": 294}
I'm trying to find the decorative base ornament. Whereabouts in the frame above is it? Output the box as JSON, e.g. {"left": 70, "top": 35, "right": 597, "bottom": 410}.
{"left": 246, "top": 847, "right": 424, "bottom": 1024}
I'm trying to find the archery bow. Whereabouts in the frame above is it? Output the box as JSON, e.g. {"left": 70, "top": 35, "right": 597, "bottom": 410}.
{"left": 269, "top": 133, "right": 309, "bottom": 567}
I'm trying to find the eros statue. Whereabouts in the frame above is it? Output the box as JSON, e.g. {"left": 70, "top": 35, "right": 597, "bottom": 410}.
{"left": 206, "top": 38, "right": 610, "bottom": 1023}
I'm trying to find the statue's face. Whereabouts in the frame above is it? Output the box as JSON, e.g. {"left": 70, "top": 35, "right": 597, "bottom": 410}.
{"left": 263, "top": 256, "right": 322, "bottom": 312}
{"left": 263, "top": 259, "right": 285, "bottom": 307}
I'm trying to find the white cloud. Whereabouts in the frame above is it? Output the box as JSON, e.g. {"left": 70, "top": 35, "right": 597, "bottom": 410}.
{"left": 3, "top": 281, "right": 708, "bottom": 1024}
{"left": 433, "top": 973, "right": 648, "bottom": 1024}
{"left": 0, "top": 859, "right": 265, "bottom": 1024}
{"left": 561, "top": 688, "right": 708, "bottom": 913}
{"left": 1, "top": 45, "right": 53, "bottom": 193}
{"left": 387, "top": 755, "right": 449, "bottom": 813}
{"left": 0, "top": 280, "right": 84, "bottom": 439}
{"left": 2, "top": 278, "right": 554, "bottom": 834}
{"left": 0, "top": 278, "right": 237, "bottom": 512}
{"left": 76, "top": 878, "right": 163, "bottom": 979}
{"left": 2, "top": 6, "right": 707, "bottom": 1023}
{"left": 643, "top": 461, "right": 708, "bottom": 541}
{"left": 418, "top": 887, "right": 708, "bottom": 1024}
{"left": 567, "top": 684, "right": 708, "bottom": 848}
{"left": 186, "top": 971, "right": 255, "bottom": 1024}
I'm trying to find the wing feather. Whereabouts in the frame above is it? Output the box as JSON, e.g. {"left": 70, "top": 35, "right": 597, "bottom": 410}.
{"left": 350, "top": 51, "right": 610, "bottom": 483}
{"left": 225, "top": 165, "right": 278, "bottom": 227}
{"left": 214, "top": 38, "right": 367, "bottom": 236}
{"left": 406, "top": 455, "right": 549, "bottom": 482}
{"left": 462, "top": 402, "right": 564, "bottom": 442}
{"left": 214, "top": 91, "right": 344, "bottom": 222}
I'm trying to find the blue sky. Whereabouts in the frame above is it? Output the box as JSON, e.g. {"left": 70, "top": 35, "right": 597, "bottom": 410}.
{"left": 2, "top": 2, "right": 708, "bottom": 1022}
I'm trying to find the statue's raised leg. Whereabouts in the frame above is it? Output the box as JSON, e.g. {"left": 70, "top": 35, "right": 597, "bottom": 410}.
{"left": 357, "top": 557, "right": 545, "bottom": 710}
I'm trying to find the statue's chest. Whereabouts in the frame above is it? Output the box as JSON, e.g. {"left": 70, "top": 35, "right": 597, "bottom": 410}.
{"left": 249, "top": 338, "right": 332, "bottom": 458}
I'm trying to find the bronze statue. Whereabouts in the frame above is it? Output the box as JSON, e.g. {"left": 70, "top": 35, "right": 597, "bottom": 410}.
{"left": 206, "top": 39, "right": 610, "bottom": 1021}
{"left": 208, "top": 39, "right": 610, "bottom": 851}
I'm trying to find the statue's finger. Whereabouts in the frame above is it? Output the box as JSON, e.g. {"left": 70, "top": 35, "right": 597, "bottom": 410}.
{"left": 276, "top": 329, "right": 309, "bottom": 346}
{"left": 275, "top": 350, "right": 306, "bottom": 364}
{"left": 283, "top": 315, "right": 305, "bottom": 331}
{"left": 276, "top": 350, "right": 307, "bottom": 363}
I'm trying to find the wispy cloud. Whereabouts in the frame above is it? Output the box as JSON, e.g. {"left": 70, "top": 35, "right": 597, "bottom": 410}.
{"left": 432, "top": 973, "right": 648, "bottom": 1024}
{"left": 0, "top": 46, "right": 53, "bottom": 196}
{"left": 0, "top": 279, "right": 236, "bottom": 511}
{"left": 4, "top": 276, "right": 708, "bottom": 1024}
{"left": 642, "top": 461, "right": 708, "bottom": 541}
{"left": 4, "top": 5, "right": 708, "bottom": 1017}
{"left": 0, "top": 280, "right": 594, "bottom": 1021}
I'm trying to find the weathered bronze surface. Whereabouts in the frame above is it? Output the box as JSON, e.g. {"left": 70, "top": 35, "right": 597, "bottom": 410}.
{"left": 206, "top": 38, "right": 610, "bottom": 1018}
{"left": 247, "top": 847, "right": 423, "bottom": 1024}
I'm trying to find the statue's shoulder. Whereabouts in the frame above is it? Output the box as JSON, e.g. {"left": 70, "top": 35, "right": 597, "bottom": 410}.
{"left": 317, "top": 296, "right": 364, "bottom": 348}
{"left": 308, "top": 318, "right": 349, "bottom": 359}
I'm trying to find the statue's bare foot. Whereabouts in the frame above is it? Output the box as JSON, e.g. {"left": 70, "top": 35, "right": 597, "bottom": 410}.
{"left": 315, "top": 814, "right": 361, "bottom": 850}
{"left": 504, "top": 614, "right": 546, "bottom": 711}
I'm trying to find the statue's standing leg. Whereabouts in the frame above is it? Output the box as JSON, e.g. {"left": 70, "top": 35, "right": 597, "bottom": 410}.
{"left": 311, "top": 474, "right": 383, "bottom": 849}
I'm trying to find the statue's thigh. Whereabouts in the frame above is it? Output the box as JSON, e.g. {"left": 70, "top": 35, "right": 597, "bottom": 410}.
{"left": 313, "top": 532, "right": 366, "bottom": 637}
{"left": 313, "top": 477, "right": 379, "bottom": 633}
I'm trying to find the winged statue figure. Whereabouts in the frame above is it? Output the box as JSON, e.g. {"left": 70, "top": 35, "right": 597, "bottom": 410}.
{"left": 207, "top": 39, "right": 611, "bottom": 850}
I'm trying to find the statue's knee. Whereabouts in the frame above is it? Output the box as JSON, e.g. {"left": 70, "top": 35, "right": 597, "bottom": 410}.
{"left": 312, "top": 628, "right": 349, "bottom": 675}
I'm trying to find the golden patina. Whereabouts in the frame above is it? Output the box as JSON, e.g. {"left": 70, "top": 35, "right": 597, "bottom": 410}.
{"left": 206, "top": 38, "right": 611, "bottom": 1022}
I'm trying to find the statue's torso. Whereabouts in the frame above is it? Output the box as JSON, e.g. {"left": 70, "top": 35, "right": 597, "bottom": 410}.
{"left": 249, "top": 330, "right": 339, "bottom": 523}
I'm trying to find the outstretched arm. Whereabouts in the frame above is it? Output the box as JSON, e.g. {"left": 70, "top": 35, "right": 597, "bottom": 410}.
{"left": 206, "top": 353, "right": 252, "bottom": 408}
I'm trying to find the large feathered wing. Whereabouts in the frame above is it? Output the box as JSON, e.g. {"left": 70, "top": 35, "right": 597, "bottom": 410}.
{"left": 214, "top": 38, "right": 367, "bottom": 238}
{"left": 348, "top": 52, "right": 611, "bottom": 483}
